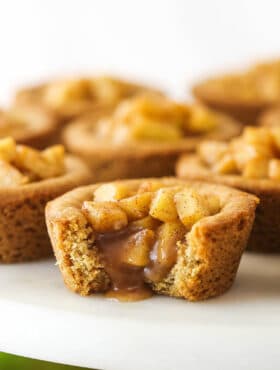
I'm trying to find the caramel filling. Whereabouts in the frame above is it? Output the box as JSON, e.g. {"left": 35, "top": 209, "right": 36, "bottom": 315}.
{"left": 81, "top": 181, "right": 221, "bottom": 302}
{"left": 95, "top": 224, "right": 184, "bottom": 302}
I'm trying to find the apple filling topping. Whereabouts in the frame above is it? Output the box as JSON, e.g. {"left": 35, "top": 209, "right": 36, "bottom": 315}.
{"left": 81, "top": 180, "right": 220, "bottom": 301}
{"left": 203, "top": 60, "right": 280, "bottom": 102}
{"left": 0, "top": 137, "right": 65, "bottom": 186}
{"left": 43, "top": 76, "right": 154, "bottom": 111}
{"left": 198, "top": 126, "right": 280, "bottom": 180}
{"left": 94, "top": 94, "right": 219, "bottom": 144}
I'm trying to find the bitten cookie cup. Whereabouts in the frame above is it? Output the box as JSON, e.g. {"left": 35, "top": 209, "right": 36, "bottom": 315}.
{"left": 62, "top": 95, "right": 241, "bottom": 181}
{"left": 192, "top": 60, "right": 280, "bottom": 125}
{"left": 14, "top": 76, "right": 162, "bottom": 125}
{"left": 46, "top": 178, "right": 257, "bottom": 302}
{"left": 0, "top": 139, "right": 92, "bottom": 263}
{"left": 0, "top": 104, "right": 58, "bottom": 149}
{"left": 176, "top": 125, "right": 280, "bottom": 253}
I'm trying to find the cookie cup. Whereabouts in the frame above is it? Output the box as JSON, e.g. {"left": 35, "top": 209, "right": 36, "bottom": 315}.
{"left": 46, "top": 178, "right": 257, "bottom": 301}
{"left": 63, "top": 112, "right": 241, "bottom": 181}
{"left": 0, "top": 155, "right": 92, "bottom": 263}
{"left": 176, "top": 154, "right": 280, "bottom": 252}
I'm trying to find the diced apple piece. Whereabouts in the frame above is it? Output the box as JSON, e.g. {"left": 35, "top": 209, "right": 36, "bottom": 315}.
{"left": 155, "top": 222, "right": 186, "bottom": 264}
{"left": 94, "top": 182, "right": 135, "bottom": 202}
{"left": 144, "top": 222, "right": 186, "bottom": 283}
{"left": 119, "top": 192, "right": 152, "bottom": 220}
{"left": 242, "top": 156, "right": 269, "bottom": 179}
{"left": 121, "top": 229, "right": 155, "bottom": 267}
{"left": 188, "top": 105, "right": 217, "bottom": 133}
{"left": 149, "top": 188, "right": 180, "bottom": 222}
{"left": 0, "top": 159, "right": 28, "bottom": 186}
{"left": 242, "top": 127, "right": 275, "bottom": 157}
{"left": 82, "top": 201, "right": 128, "bottom": 233}
{"left": 174, "top": 189, "right": 213, "bottom": 229}
{"left": 230, "top": 139, "right": 260, "bottom": 171}
{"left": 44, "top": 79, "right": 91, "bottom": 108}
{"left": 198, "top": 141, "right": 228, "bottom": 166}
{"left": 213, "top": 153, "right": 238, "bottom": 174}
{"left": 15, "top": 145, "right": 64, "bottom": 179}
{"left": 137, "top": 180, "right": 163, "bottom": 193}
{"left": 0, "top": 137, "right": 16, "bottom": 162}
{"left": 268, "top": 159, "right": 280, "bottom": 180}
{"left": 130, "top": 117, "right": 183, "bottom": 142}
{"left": 129, "top": 215, "right": 161, "bottom": 231}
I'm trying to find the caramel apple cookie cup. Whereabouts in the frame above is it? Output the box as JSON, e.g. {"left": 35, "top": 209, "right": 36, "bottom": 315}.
{"left": 62, "top": 97, "right": 241, "bottom": 181}
{"left": 176, "top": 155, "right": 280, "bottom": 253}
{"left": 46, "top": 178, "right": 257, "bottom": 302}
{"left": 0, "top": 139, "right": 92, "bottom": 263}
{"left": 193, "top": 60, "right": 280, "bottom": 125}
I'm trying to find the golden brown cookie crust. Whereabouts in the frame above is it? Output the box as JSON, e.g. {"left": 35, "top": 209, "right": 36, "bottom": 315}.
{"left": 0, "top": 104, "right": 58, "bottom": 149}
{"left": 62, "top": 111, "right": 241, "bottom": 181}
{"left": 193, "top": 81, "right": 270, "bottom": 125}
{"left": 176, "top": 154, "right": 280, "bottom": 253}
{"left": 259, "top": 106, "right": 280, "bottom": 127}
{"left": 46, "top": 178, "right": 257, "bottom": 301}
{"left": 0, "top": 155, "right": 92, "bottom": 263}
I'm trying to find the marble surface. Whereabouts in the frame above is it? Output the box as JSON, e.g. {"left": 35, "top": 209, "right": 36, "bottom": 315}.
{"left": 0, "top": 253, "right": 280, "bottom": 370}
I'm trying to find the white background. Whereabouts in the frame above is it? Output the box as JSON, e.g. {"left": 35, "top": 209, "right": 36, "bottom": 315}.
{"left": 0, "top": 0, "right": 280, "bottom": 102}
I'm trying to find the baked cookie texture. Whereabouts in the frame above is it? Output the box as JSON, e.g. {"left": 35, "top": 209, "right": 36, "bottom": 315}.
{"left": 0, "top": 139, "right": 92, "bottom": 263}
{"left": 0, "top": 104, "right": 58, "bottom": 148}
{"left": 259, "top": 106, "right": 280, "bottom": 128}
{"left": 14, "top": 76, "right": 162, "bottom": 125}
{"left": 63, "top": 94, "right": 241, "bottom": 181}
{"left": 193, "top": 60, "right": 280, "bottom": 124}
{"left": 176, "top": 125, "right": 280, "bottom": 252}
{"left": 46, "top": 178, "right": 257, "bottom": 302}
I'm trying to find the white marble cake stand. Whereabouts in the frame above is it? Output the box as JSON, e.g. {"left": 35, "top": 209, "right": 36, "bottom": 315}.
{"left": 0, "top": 252, "right": 280, "bottom": 370}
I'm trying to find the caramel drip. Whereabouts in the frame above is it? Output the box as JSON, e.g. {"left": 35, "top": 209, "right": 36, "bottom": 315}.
{"left": 96, "top": 228, "right": 153, "bottom": 301}
{"left": 95, "top": 223, "right": 184, "bottom": 302}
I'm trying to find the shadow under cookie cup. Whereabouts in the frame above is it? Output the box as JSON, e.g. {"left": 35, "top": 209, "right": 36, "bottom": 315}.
{"left": 0, "top": 155, "right": 92, "bottom": 263}
{"left": 46, "top": 178, "right": 257, "bottom": 301}
{"left": 176, "top": 154, "right": 280, "bottom": 253}
{"left": 62, "top": 111, "right": 242, "bottom": 182}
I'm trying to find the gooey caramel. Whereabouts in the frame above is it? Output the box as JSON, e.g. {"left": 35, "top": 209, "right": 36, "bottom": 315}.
{"left": 95, "top": 222, "right": 186, "bottom": 302}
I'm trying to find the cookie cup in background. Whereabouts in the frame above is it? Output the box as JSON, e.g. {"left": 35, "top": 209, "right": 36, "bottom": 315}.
{"left": 63, "top": 96, "right": 241, "bottom": 181}
{"left": 0, "top": 154, "right": 92, "bottom": 263}
{"left": 193, "top": 60, "right": 280, "bottom": 125}
{"left": 176, "top": 154, "right": 280, "bottom": 253}
{"left": 14, "top": 76, "right": 163, "bottom": 126}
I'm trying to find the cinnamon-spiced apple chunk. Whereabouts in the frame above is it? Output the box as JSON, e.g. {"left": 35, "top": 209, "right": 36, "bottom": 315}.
{"left": 46, "top": 178, "right": 257, "bottom": 302}
{"left": 0, "top": 137, "right": 92, "bottom": 263}
{"left": 63, "top": 94, "right": 241, "bottom": 181}
{"left": 176, "top": 125, "right": 280, "bottom": 252}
